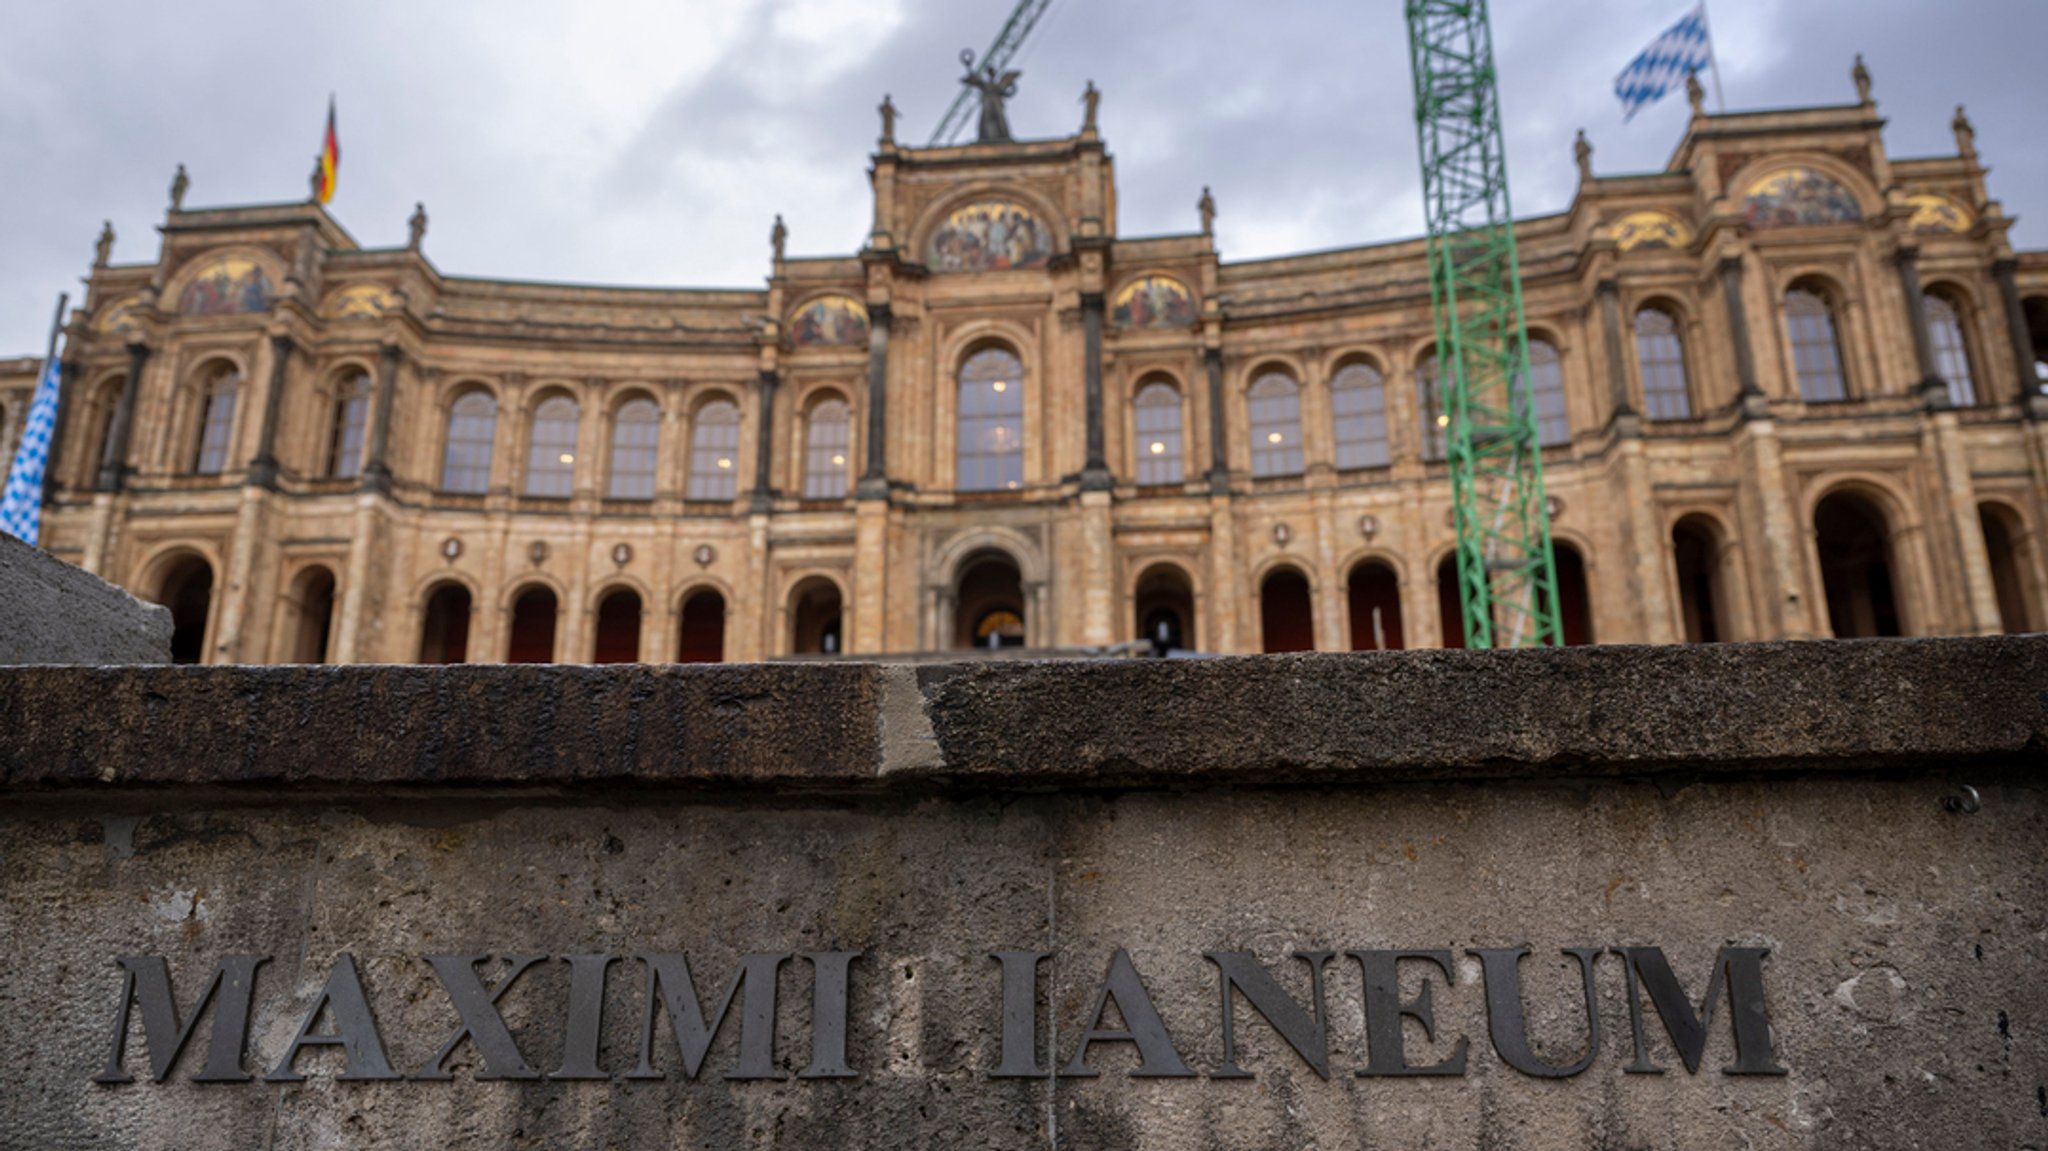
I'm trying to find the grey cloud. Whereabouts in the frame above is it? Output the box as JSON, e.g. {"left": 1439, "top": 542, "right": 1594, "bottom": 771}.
{"left": 1, "top": 0, "right": 2042, "bottom": 353}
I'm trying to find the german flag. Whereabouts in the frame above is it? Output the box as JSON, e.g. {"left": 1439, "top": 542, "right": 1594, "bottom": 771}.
{"left": 314, "top": 96, "right": 339, "bottom": 204}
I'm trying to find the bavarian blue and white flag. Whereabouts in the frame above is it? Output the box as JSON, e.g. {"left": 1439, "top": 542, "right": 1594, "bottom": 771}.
{"left": 1614, "top": 4, "right": 1713, "bottom": 122}
{"left": 0, "top": 357, "right": 62, "bottom": 545}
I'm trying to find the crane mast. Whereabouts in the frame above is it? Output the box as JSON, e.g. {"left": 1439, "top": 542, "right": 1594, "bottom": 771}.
{"left": 1405, "top": 0, "right": 1563, "bottom": 648}
{"left": 928, "top": 0, "right": 1057, "bottom": 146}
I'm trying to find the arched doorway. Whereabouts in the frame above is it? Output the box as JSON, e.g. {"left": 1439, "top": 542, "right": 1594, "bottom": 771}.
{"left": 1436, "top": 556, "right": 1466, "bottom": 649}
{"left": 1671, "top": 517, "right": 1726, "bottom": 644}
{"left": 1258, "top": 567, "right": 1314, "bottom": 653}
{"left": 154, "top": 554, "right": 214, "bottom": 665}
{"left": 286, "top": 566, "right": 337, "bottom": 663}
{"left": 593, "top": 588, "right": 642, "bottom": 663}
{"left": 506, "top": 585, "right": 559, "bottom": 663}
{"left": 1980, "top": 504, "right": 2036, "bottom": 634}
{"left": 1555, "top": 543, "right": 1594, "bottom": 646}
{"left": 1347, "top": 561, "right": 1404, "bottom": 650}
{"left": 1133, "top": 563, "right": 1196, "bottom": 652}
{"left": 791, "top": 577, "right": 845, "bottom": 655}
{"left": 955, "top": 551, "right": 1026, "bottom": 649}
{"left": 419, "top": 583, "right": 472, "bottom": 663}
{"left": 677, "top": 589, "right": 725, "bottom": 662}
{"left": 1814, "top": 490, "right": 1902, "bottom": 638}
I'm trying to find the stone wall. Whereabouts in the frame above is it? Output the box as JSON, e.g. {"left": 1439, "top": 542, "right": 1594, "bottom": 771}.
{"left": 2, "top": 640, "right": 2044, "bottom": 1149}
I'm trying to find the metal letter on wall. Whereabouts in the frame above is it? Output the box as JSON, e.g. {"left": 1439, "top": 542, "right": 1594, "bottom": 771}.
{"left": 1060, "top": 949, "right": 1195, "bottom": 1078}
{"left": 1471, "top": 946, "right": 1603, "bottom": 1078}
{"left": 1204, "top": 950, "right": 1334, "bottom": 1079}
{"left": 1351, "top": 949, "right": 1469, "bottom": 1077}
{"left": 628, "top": 952, "right": 790, "bottom": 1081}
{"left": 1616, "top": 946, "right": 1787, "bottom": 1075}
{"left": 96, "top": 954, "right": 270, "bottom": 1084}
{"left": 265, "top": 953, "right": 402, "bottom": 1082}
{"left": 412, "top": 954, "right": 546, "bottom": 1080}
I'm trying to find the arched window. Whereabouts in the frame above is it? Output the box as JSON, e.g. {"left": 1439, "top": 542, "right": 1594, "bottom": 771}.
{"left": 1528, "top": 340, "right": 1570, "bottom": 447}
{"left": 523, "top": 394, "right": 580, "bottom": 497}
{"left": 687, "top": 398, "right": 742, "bottom": 501}
{"left": 1786, "top": 287, "right": 1848, "bottom": 402}
{"left": 1419, "top": 353, "right": 1447, "bottom": 462}
{"left": 287, "top": 566, "right": 337, "bottom": 663}
{"left": 1258, "top": 567, "right": 1314, "bottom": 652}
{"left": 606, "top": 397, "right": 660, "bottom": 500}
{"left": 1672, "top": 516, "right": 1726, "bottom": 643}
{"left": 1924, "top": 292, "right": 1977, "bottom": 407}
{"left": 957, "top": 347, "right": 1025, "bottom": 492}
{"left": 791, "top": 577, "right": 845, "bottom": 655}
{"left": 1634, "top": 307, "right": 1692, "bottom": 420}
{"left": 1248, "top": 370, "right": 1303, "bottom": 477}
{"left": 803, "top": 397, "right": 852, "bottom": 499}
{"left": 1815, "top": 491, "right": 1901, "bottom": 637}
{"left": 327, "top": 373, "right": 371, "bottom": 479}
{"left": 593, "top": 588, "right": 642, "bottom": 663}
{"left": 419, "top": 583, "right": 472, "bottom": 663}
{"left": 154, "top": 554, "right": 215, "bottom": 664}
{"left": 677, "top": 589, "right": 726, "bottom": 662}
{"left": 954, "top": 551, "right": 1025, "bottom": 648}
{"left": 191, "top": 365, "right": 240, "bottom": 474}
{"left": 440, "top": 390, "right": 498, "bottom": 493}
{"left": 1555, "top": 543, "right": 1594, "bottom": 646}
{"left": 506, "top": 585, "right": 559, "bottom": 662}
{"left": 1980, "top": 504, "right": 2036, "bottom": 634}
{"left": 1133, "top": 563, "right": 1196, "bottom": 651}
{"left": 1331, "top": 362, "right": 1389, "bottom": 469}
{"left": 1133, "top": 379, "right": 1184, "bottom": 486}
{"left": 1348, "top": 562, "right": 1403, "bottom": 650}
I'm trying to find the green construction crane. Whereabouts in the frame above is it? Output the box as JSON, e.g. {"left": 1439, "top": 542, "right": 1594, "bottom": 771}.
{"left": 1405, "top": 0, "right": 1563, "bottom": 648}
{"left": 928, "top": 0, "right": 1057, "bottom": 146}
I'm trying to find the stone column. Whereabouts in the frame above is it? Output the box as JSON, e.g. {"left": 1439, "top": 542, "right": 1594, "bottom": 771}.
{"left": 1993, "top": 259, "right": 2038, "bottom": 409}
{"left": 1895, "top": 248, "right": 1947, "bottom": 406}
{"left": 1719, "top": 257, "right": 1763, "bottom": 402}
{"left": 1205, "top": 347, "right": 1229, "bottom": 491}
{"left": 858, "top": 303, "right": 891, "bottom": 499}
{"left": 246, "top": 333, "right": 294, "bottom": 489}
{"left": 1735, "top": 418, "right": 1816, "bottom": 639}
{"left": 850, "top": 499, "right": 889, "bottom": 653}
{"left": 360, "top": 342, "right": 401, "bottom": 494}
{"left": 1925, "top": 409, "right": 2003, "bottom": 634}
{"left": 1597, "top": 280, "right": 1637, "bottom": 422}
{"left": 1079, "top": 489, "right": 1114, "bottom": 644}
{"left": 332, "top": 491, "right": 381, "bottom": 664}
{"left": 749, "top": 368, "right": 779, "bottom": 513}
{"left": 1080, "top": 291, "right": 1112, "bottom": 490}
{"left": 97, "top": 341, "right": 149, "bottom": 491}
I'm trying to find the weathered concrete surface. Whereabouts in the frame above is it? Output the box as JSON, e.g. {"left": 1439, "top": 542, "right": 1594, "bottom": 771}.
{"left": 1, "top": 637, "right": 2044, "bottom": 788}
{"left": 0, "top": 532, "right": 169, "bottom": 665}
{"left": 1, "top": 641, "right": 2045, "bottom": 1149}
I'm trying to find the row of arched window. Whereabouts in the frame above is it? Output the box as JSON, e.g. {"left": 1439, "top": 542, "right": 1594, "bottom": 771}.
{"left": 85, "top": 281, "right": 2012, "bottom": 495}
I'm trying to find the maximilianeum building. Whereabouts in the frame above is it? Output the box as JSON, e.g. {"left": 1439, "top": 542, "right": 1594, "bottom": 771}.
{"left": 5, "top": 72, "right": 2048, "bottom": 664}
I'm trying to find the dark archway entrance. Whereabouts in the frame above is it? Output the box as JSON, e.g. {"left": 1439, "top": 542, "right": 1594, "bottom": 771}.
{"left": 1981, "top": 504, "right": 2036, "bottom": 634}
{"left": 1436, "top": 556, "right": 1466, "bottom": 649}
{"left": 1133, "top": 563, "right": 1196, "bottom": 652}
{"left": 419, "top": 583, "right": 471, "bottom": 663}
{"left": 1259, "top": 567, "right": 1314, "bottom": 653}
{"left": 1672, "top": 517, "right": 1725, "bottom": 643}
{"left": 791, "top": 578, "right": 845, "bottom": 655}
{"left": 593, "top": 588, "right": 642, "bottom": 663}
{"left": 1815, "top": 491, "right": 1902, "bottom": 638}
{"left": 288, "top": 566, "right": 337, "bottom": 663}
{"left": 155, "top": 555, "right": 214, "bottom": 665}
{"left": 1347, "top": 562, "right": 1403, "bottom": 650}
{"left": 507, "top": 585, "right": 559, "bottom": 663}
{"left": 677, "top": 589, "right": 725, "bottom": 662}
{"left": 955, "top": 552, "right": 1025, "bottom": 649}
{"left": 1555, "top": 543, "right": 1594, "bottom": 646}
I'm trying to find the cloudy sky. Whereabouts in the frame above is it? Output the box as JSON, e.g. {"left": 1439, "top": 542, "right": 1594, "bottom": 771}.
{"left": 2, "top": 0, "right": 2042, "bottom": 354}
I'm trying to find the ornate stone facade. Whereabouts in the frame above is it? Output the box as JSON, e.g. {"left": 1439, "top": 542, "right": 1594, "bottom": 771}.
{"left": 18, "top": 84, "right": 2048, "bottom": 663}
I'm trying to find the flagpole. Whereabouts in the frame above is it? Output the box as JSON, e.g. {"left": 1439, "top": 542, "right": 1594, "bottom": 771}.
{"left": 1700, "top": 0, "right": 1726, "bottom": 112}
{"left": 34, "top": 291, "right": 68, "bottom": 506}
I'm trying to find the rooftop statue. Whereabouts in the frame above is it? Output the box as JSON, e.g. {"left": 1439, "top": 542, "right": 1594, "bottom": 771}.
{"left": 959, "top": 49, "right": 1019, "bottom": 143}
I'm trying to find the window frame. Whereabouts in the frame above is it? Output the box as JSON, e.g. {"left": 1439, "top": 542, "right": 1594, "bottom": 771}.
{"left": 327, "top": 372, "right": 371, "bottom": 479}
{"left": 802, "top": 395, "right": 853, "bottom": 500}
{"left": 1330, "top": 361, "right": 1390, "bottom": 470}
{"left": 439, "top": 388, "right": 500, "bottom": 494}
{"left": 190, "top": 365, "right": 240, "bottom": 475}
{"left": 605, "top": 395, "right": 661, "bottom": 501}
{"left": 1247, "top": 370, "right": 1304, "bottom": 478}
{"left": 1632, "top": 305, "right": 1693, "bottom": 421}
{"left": 1785, "top": 285, "right": 1849, "bottom": 402}
{"left": 955, "top": 346, "right": 1026, "bottom": 493}
{"left": 1132, "top": 378, "right": 1185, "bottom": 487}
{"left": 686, "top": 396, "right": 743, "bottom": 502}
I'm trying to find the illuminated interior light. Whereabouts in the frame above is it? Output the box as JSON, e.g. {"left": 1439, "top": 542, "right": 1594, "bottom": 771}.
{"left": 1149, "top": 441, "right": 1165, "bottom": 454}
{"left": 557, "top": 453, "right": 574, "bottom": 464}
{"left": 1267, "top": 431, "right": 1283, "bottom": 443}
{"left": 716, "top": 458, "right": 732, "bottom": 469}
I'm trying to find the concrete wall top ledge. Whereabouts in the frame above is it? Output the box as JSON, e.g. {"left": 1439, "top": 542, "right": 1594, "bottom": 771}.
{"left": 2, "top": 637, "right": 2043, "bottom": 792}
